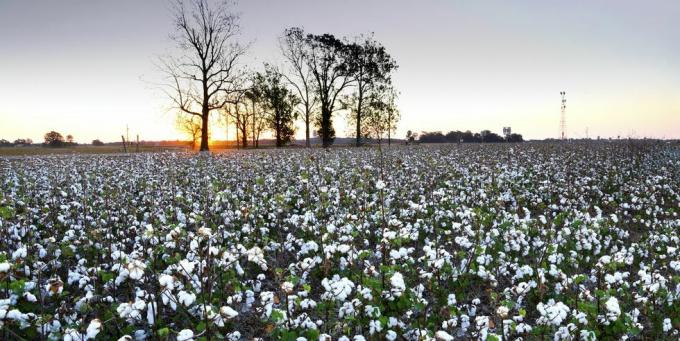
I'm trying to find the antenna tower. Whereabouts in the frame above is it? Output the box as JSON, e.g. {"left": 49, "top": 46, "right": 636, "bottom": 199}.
{"left": 560, "top": 91, "right": 567, "bottom": 140}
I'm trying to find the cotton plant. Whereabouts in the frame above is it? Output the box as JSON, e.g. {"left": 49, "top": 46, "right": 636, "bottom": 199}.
{"left": 0, "top": 143, "right": 678, "bottom": 339}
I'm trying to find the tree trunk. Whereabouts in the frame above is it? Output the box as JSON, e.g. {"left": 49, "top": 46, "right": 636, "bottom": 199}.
{"left": 356, "top": 114, "right": 361, "bottom": 147}
{"left": 356, "top": 89, "right": 363, "bottom": 147}
{"left": 275, "top": 113, "right": 282, "bottom": 148}
{"left": 199, "top": 109, "right": 210, "bottom": 152}
{"left": 321, "top": 106, "right": 331, "bottom": 148}
{"left": 305, "top": 111, "right": 310, "bottom": 148}
{"left": 251, "top": 101, "right": 256, "bottom": 148}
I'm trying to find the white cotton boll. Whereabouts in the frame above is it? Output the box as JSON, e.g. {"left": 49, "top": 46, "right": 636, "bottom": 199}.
{"left": 63, "top": 329, "right": 83, "bottom": 341}
{"left": 0, "top": 262, "right": 10, "bottom": 273}
{"left": 537, "top": 300, "right": 570, "bottom": 326}
{"left": 147, "top": 302, "right": 157, "bottom": 325}
{"left": 86, "top": 319, "right": 102, "bottom": 339}
{"left": 390, "top": 272, "right": 405, "bottom": 297}
{"left": 177, "top": 329, "right": 194, "bottom": 341}
{"left": 670, "top": 261, "right": 680, "bottom": 272}
{"left": 281, "top": 281, "right": 294, "bottom": 294}
{"left": 178, "top": 259, "right": 195, "bottom": 274}
{"left": 321, "top": 276, "right": 355, "bottom": 302}
{"left": 23, "top": 292, "right": 37, "bottom": 302}
{"left": 127, "top": 260, "right": 146, "bottom": 281}
{"left": 516, "top": 323, "right": 532, "bottom": 333}
{"left": 496, "top": 306, "right": 509, "bottom": 318}
{"left": 178, "top": 291, "right": 196, "bottom": 307}
{"left": 337, "top": 244, "right": 351, "bottom": 254}
{"left": 369, "top": 319, "right": 382, "bottom": 334}
{"left": 220, "top": 306, "right": 238, "bottom": 319}
{"left": 598, "top": 255, "right": 611, "bottom": 266}
{"left": 376, "top": 180, "right": 386, "bottom": 190}
{"left": 447, "top": 294, "right": 457, "bottom": 305}
{"left": 663, "top": 318, "right": 672, "bottom": 332}
{"left": 159, "top": 274, "right": 175, "bottom": 290}
{"left": 435, "top": 330, "right": 454, "bottom": 341}
{"left": 605, "top": 297, "right": 621, "bottom": 321}
{"left": 247, "top": 246, "right": 268, "bottom": 270}
{"left": 12, "top": 247, "right": 27, "bottom": 260}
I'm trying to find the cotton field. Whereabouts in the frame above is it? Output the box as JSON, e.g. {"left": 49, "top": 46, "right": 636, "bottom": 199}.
{"left": 1, "top": 143, "right": 679, "bottom": 340}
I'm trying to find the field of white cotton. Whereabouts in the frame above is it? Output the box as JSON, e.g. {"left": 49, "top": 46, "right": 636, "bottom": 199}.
{"left": 0, "top": 142, "right": 679, "bottom": 340}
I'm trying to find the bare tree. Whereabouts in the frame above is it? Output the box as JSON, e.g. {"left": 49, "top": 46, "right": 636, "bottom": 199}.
{"left": 280, "top": 27, "right": 318, "bottom": 148}
{"left": 176, "top": 113, "right": 202, "bottom": 149}
{"left": 161, "top": 0, "right": 246, "bottom": 152}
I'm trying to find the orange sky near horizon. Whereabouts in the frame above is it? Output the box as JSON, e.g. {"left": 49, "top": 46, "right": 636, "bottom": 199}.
{"left": 1, "top": 0, "right": 679, "bottom": 144}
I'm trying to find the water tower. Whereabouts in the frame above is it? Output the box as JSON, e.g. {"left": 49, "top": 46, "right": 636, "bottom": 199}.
{"left": 503, "top": 127, "right": 512, "bottom": 138}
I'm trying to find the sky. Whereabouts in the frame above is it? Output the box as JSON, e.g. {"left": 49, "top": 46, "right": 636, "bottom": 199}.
{"left": 1, "top": 0, "right": 679, "bottom": 143}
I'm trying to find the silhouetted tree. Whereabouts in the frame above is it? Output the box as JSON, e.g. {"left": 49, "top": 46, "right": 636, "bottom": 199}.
{"left": 66, "top": 134, "right": 74, "bottom": 144}
{"left": 44, "top": 131, "right": 65, "bottom": 147}
{"left": 243, "top": 83, "right": 267, "bottom": 148}
{"left": 176, "top": 113, "right": 202, "bottom": 149}
{"left": 506, "top": 133, "right": 524, "bottom": 142}
{"left": 346, "top": 34, "right": 398, "bottom": 146}
{"left": 13, "top": 138, "right": 32, "bottom": 145}
{"left": 254, "top": 65, "right": 299, "bottom": 147}
{"left": 223, "top": 90, "right": 249, "bottom": 148}
{"left": 0, "top": 139, "right": 11, "bottom": 147}
{"left": 363, "top": 86, "right": 400, "bottom": 145}
{"left": 280, "top": 27, "right": 317, "bottom": 148}
{"left": 405, "top": 130, "right": 417, "bottom": 144}
{"left": 418, "top": 131, "right": 446, "bottom": 143}
{"left": 462, "top": 131, "right": 474, "bottom": 142}
{"left": 304, "top": 33, "right": 352, "bottom": 147}
{"left": 92, "top": 139, "right": 105, "bottom": 146}
{"left": 161, "top": 0, "right": 246, "bottom": 152}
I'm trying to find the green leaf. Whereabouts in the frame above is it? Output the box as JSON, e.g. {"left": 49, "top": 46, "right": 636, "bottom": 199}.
{"left": 158, "top": 327, "right": 169, "bottom": 337}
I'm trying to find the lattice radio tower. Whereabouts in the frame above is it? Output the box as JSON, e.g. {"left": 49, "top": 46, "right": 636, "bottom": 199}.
{"left": 559, "top": 91, "right": 567, "bottom": 140}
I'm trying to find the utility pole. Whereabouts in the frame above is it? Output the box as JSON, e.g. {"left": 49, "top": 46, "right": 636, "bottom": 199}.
{"left": 560, "top": 91, "right": 567, "bottom": 140}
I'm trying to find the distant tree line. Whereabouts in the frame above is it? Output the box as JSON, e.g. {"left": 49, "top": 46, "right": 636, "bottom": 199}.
{"left": 163, "top": 0, "right": 400, "bottom": 151}
{"left": 0, "top": 138, "right": 34, "bottom": 147}
{"left": 417, "top": 130, "right": 524, "bottom": 143}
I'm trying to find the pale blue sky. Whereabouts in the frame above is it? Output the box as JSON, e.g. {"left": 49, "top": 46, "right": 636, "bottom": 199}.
{"left": 1, "top": 0, "right": 679, "bottom": 142}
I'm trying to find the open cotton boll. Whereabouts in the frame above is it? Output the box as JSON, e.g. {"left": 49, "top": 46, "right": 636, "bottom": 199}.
{"left": 86, "top": 319, "right": 102, "bottom": 339}
{"left": 178, "top": 291, "right": 197, "bottom": 307}
{"left": 127, "top": 260, "right": 146, "bottom": 280}
{"left": 605, "top": 297, "right": 621, "bottom": 321}
{"left": 177, "top": 329, "right": 194, "bottom": 341}
{"left": 390, "top": 272, "right": 406, "bottom": 297}
{"left": 435, "top": 330, "right": 454, "bottom": 341}
{"left": 220, "top": 306, "right": 238, "bottom": 319}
